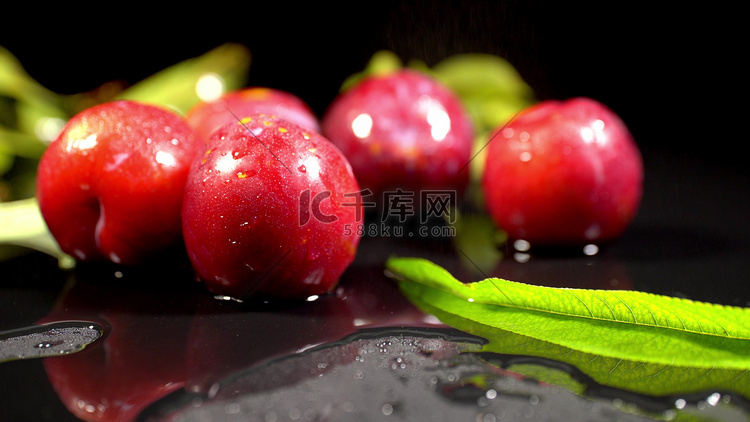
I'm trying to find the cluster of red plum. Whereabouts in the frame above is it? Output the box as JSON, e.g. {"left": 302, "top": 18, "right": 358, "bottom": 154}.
{"left": 36, "top": 67, "right": 643, "bottom": 301}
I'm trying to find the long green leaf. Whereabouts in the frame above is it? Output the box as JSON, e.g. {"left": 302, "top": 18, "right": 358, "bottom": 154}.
{"left": 385, "top": 257, "right": 750, "bottom": 399}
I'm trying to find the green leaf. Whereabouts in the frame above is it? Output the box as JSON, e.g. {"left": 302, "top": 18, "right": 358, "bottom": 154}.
{"left": 0, "top": 197, "right": 67, "bottom": 262}
{"left": 339, "top": 50, "right": 403, "bottom": 92}
{"left": 385, "top": 257, "right": 750, "bottom": 399}
{"left": 115, "top": 43, "right": 252, "bottom": 115}
{"left": 450, "top": 211, "right": 506, "bottom": 277}
{"left": 430, "top": 53, "right": 535, "bottom": 131}
{"left": 0, "top": 46, "right": 64, "bottom": 112}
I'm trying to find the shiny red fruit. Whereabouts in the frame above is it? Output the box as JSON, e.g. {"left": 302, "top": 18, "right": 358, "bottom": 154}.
{"left": 185, "top": 87, "right": 320, "bottom": 140}
{"left": 182, "top": 113, "right": 362, "bottom": 301}
{"left": 321, "top": 69, "right": 474, "bottom": 199}
{"left": 482, "top": 97, "right": 643, "bottom": 247}
{"left": 36, "top": 100, "right": 204, "bottom": 265}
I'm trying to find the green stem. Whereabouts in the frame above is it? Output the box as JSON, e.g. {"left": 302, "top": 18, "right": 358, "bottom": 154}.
{"left": 0, "top": 197, "right": 69, "bottom": 263}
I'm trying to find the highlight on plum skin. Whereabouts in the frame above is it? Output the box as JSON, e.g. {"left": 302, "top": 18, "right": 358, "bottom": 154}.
{"left": 481, "top": 97, "right": 644, "bottom": 250}
{"left": 181, "top": 113, "right": 363, "bottom": 301}
{"left": 321, "top": 69, "right": 475, "bottom": 200}
{"left": 35, "top": 100, "right": 205, "bottom": 266}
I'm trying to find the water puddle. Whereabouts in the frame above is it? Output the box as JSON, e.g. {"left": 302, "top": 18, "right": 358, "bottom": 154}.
{"left": 133, "top": 325, "right": 749, "bottom": 422}
{"left": 0, "top": 321, "right": 104, "bottom": 363}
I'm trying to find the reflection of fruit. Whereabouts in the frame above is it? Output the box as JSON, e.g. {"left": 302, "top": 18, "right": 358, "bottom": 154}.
{"left": 182, "top": 114, "right": 362, "bottom": 301}
{"left": 482, "top": 97, "right": 643, "bottom": 247}
{"left": 38, "top": 267, "right": 199, "bottom": 422}
{"left": 321, "top": 69, "right": 474, "bottom": 199}
{"left": 184, "top": 263, "right": 443, "bottom": 393}
{"left": 185, "top": 87, "right": 320, "bottom": 139}
{"left": 36, "top": 100, "right": 204, "bottom": 265}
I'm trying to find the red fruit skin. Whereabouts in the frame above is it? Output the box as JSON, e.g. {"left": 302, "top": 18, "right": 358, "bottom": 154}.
{"left": 185, "top": 87, "right": 321, "bottom": 140}
{"left": 36, "top": 100, "right": 204, "bottom": 265}
{"left": 482, "top": 97, "right": 644, "bottom": 247}
{"left": 321, "top": 69, "right": 474, "bottom": 198}
{"left": 182, "top": 113, "right": 362, "bottom": 301}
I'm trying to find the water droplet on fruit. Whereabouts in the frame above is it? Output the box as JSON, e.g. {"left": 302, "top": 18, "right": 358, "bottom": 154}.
{"left": 502, "top": 127, "right": 514, "bottom": 138}
{"left": 298, "top": 165, "right": 306, "bottom": 173}
{"left": 232, "top": 150, "right": 248, "bottom": 159}
{"left": 519, "top": 152, "right": 532, "bottom": 162}
{"left": 519, "top": 131, "right": 530, "bottom": 142}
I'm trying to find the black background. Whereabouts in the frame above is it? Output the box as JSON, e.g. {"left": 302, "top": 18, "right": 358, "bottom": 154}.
{"left": 2, "top": 2, "right": 744, "bottom": 168}
{"left": 2, "top": 3, "right": 747, "bottom": 304}
{"left": 2, "top": 0, "right": 748, "bottom": 308}
{"left": 1, "top": 3, "right": 749, "bottom": 421}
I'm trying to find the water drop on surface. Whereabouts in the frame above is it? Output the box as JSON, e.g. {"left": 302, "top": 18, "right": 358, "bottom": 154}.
{"left": 0, "top": 322, "right": 103, "bottom": 362}
{"left": 298, "top": 165, "right": 307, "bottom": 173}
{"left": 583, "top": 244, "right": 599, "bottom": 256}
{"left": 381, "top": 403, "right": 394, "bottom": 416}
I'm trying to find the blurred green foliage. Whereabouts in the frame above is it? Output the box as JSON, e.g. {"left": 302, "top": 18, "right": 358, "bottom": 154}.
{"left": 0, "top": 43, "right": 252, "bottom": 261}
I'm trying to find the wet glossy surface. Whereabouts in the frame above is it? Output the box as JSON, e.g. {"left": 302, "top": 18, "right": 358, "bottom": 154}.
{"left": 2, "top": 143, "right": 750, "bottom": 420}
{"left": 2, "top": 3, "right": 748, "bottom": 421}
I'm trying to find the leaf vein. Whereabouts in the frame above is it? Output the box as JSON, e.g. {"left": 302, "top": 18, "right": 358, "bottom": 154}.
{"left": 592, "top": 292, "right": 617, "bottom": 320}
{"left": 566, "top": 290, "right": 594, "bottom": 317}
{"left": 612, "top": 292, "right": 638, "bottom": 324}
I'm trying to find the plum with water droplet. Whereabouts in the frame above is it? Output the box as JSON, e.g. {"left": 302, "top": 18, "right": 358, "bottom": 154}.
{"left": 36, "top": 100, "right": 205, "bottom": 265}
{"left": 481, "top": 97, "right": 643, "bottom": 248}
{"left": 321, "top": 69, "right": 474, "bottom": 201}
{"left": 182, "top": 113, "right": 362, "bottom": 301}
{"left": 185, "top": 87, "right": 320, "bottom": 140}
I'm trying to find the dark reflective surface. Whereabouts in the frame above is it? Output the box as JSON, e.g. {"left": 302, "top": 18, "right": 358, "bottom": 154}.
{"left": 1, "top": 147, "right": 749, "bottom": 420}
{"left": 1, "top": 2, "right": 747, "bottom": 421}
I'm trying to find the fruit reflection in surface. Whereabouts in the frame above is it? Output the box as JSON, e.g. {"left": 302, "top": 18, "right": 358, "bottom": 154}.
{"left": 321, "top": 69, "right": 474, "bottom": 200}
{"left": 38, "top": 266, "right": 198, "bottom": 422}
{"left": 482, "top": 97, "right": 643, "bottom": 248}
{"left": 35, "top": 100, "right": 204, "bottom": 266}
{"left": 182, "top": 114, "right": 362, "bottom": 301}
